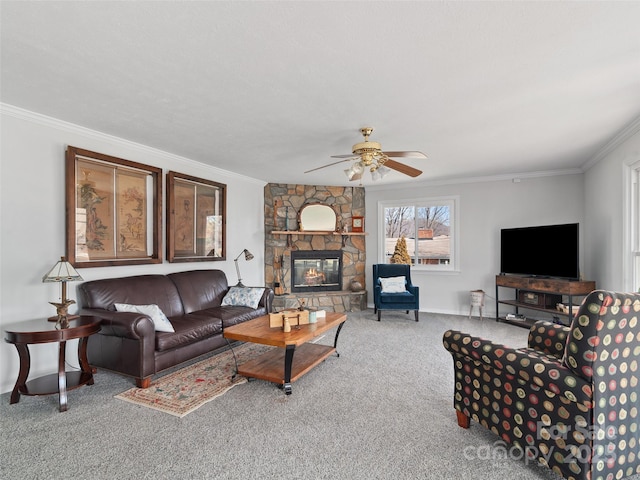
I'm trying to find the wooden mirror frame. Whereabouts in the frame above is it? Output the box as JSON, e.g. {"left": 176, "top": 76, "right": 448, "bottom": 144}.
{"left": 298, "top": 203, "right": 337, "bottom": 232}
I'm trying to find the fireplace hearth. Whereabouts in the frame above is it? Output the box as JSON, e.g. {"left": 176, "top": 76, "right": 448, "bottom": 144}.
{"left": 291, "top": 250, "right": 342, "bottom": 292}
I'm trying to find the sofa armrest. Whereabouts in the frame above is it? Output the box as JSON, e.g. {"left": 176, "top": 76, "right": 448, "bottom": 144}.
{"left": 260, "top": 287, "right": 275, "bottom": 313}
{"left": 373, "top": 285, "right": 381, "bottom": 303}
{"left": 80, "top": 308, "right": 155, "bottom": 340}
{"left": 442, "top": 330, "right": 592, "bottom": 407}
{"left": 528, "top": 320, "right": 570, "bottom": 359}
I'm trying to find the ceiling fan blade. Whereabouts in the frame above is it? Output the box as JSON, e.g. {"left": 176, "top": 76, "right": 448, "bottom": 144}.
{"left": 330, "top": 154, "right": 358, "bottom": 159}
{"left": 383, "top": 151, "right": 428, "bottom": 159}
{"left": 304, "top": 158, "right": 353, "bottom": 174}
{"left": 384, "top": 159, "right": 423, "bottom": 178}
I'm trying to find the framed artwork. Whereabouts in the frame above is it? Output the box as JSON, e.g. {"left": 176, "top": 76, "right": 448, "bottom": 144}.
{"left": 66, "top": 146, "right": 162, "bottom": 267}
{"left": 351, "top": 216, "right": 364, "bottom": 233}
{"left": 166, "top": 171, "right": 226, "bottom": 263}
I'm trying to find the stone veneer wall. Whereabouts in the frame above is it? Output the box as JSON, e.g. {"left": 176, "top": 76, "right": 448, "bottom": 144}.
{"left": 264, "top": 183, "right": 366, "bottom": 312}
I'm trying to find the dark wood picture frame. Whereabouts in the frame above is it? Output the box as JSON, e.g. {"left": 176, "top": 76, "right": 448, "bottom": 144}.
{"left": 166, "top": 171, "right": 226, "bottom": 263}
{"left": 65, "top": 146, "right": 162, "bottom": 268}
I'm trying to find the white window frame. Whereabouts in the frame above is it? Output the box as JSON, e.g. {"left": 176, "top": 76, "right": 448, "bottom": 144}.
{"left": 625, "top": 160, "right": 640, "bottom": 291}
{"left": 378, "top": 195, "right": 459, "bottom": 272}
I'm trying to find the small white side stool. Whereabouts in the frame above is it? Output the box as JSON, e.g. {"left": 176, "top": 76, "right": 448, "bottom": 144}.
{"left": 469, "top": 290, "right": 485, "bottom": 320}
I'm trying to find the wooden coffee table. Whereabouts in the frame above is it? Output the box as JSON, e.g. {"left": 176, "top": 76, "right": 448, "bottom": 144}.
{"left": 223, "top": 312, "right": 347, "bottom": 394}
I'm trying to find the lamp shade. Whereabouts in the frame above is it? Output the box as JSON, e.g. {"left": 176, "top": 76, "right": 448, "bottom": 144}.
{"left": 234, "top": 249, "right": 254, "bottom": 262}
{"left": 234, "top": 249, "right": 254, "bottom": 287}
{"left": 42, "top": 257, "right": 83, "bottom": 283}
{"left": 43, "top": 256, "right": 83, "bottom": 328}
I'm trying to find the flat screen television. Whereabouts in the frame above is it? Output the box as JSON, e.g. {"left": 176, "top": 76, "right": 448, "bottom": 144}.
{"left": 500, "top": 223, "right": 579, "bottom": 280}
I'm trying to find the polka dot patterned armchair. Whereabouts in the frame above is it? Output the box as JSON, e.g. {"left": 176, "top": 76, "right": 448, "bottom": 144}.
{"left": 442, "top": 290, "right": 640, "bottom": 480}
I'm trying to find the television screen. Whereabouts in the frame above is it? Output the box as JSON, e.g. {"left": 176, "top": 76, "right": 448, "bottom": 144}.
{"left": 500, "top": 223, "right": 579, "bottom": 280}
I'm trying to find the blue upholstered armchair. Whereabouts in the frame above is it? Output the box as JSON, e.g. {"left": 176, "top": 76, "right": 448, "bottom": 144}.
{"left": 443, "top": 290, "right": 640, "bottom": 480}
{"left": 372, "top": 264, "right": 419, "bottom": 322}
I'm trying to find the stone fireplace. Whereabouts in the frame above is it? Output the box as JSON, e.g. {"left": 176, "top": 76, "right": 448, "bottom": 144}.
{"left": 264, "top": 183, "right": 367, "bottom": 312}
{"left": 291, "top": 250, "right": 342, "bottom": 292}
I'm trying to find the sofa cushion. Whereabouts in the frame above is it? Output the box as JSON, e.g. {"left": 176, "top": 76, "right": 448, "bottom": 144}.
{"left": 168, "top": 270, "right": 229, "bottom": 314}
{"left": 79, "top": 274, "right": 185, "bottom": 318}
{"left": 156, "top": 313, "right": 223, "bottom": 352}
{"left": 379, "top": 292, "right": 416, "bottom": 304}
{"left": 114, "top": 303, "right": 175, "bottom": 333}
{"left": 199, "top": 306, "right": 268, "bottom": 329}
{"left": 380, "top": 276, "right": 406, "bottom": 293}
{"left": 221, "top": 287, "right": 265, "bottom": 309}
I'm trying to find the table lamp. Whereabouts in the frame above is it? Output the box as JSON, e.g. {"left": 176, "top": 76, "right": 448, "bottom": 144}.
{"left": 42, "top": 256, "right": 83, "bottom": 328}
{"left": 234, "top": 249, "right": 254, "bottom": 287}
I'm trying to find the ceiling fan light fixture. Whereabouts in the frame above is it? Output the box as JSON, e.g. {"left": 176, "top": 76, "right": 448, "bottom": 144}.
{"left": 345, "top": 161, "right": 364, "bottom": 181}
{"left": 346, "top": 170, "right": 363, "bottom": 181}
{"left": 370, "top": 164, "right": 390, "bottom": 181}
{"left": 310, "top": 126, "right": 426, "bottom": 182}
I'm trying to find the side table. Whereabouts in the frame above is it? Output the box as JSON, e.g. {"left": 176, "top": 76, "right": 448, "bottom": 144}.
{"left": 4, "top": 316, "right": 101, "bottom": 412}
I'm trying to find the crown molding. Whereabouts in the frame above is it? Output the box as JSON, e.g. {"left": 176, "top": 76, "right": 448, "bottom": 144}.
{"left": 582, "top": 114, "right": 640, "bottom": 171}
{"left": 367, "top": 115, "right": 640, "bottom": 192}
{"left": 0, "top": 103, "right": 266, "bottom": 186}
{"left": 365, "top": 168, "right": 583, "bottom": 192}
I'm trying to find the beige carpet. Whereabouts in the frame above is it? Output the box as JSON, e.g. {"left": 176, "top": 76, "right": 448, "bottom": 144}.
{"left": 115, "top": 342, "right": 272, "bottom": 417}
{"left": 3, "top": 312, "right": 590, "bottom": 479}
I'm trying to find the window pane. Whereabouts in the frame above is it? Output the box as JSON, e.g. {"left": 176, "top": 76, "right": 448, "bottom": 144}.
{"left": 634, "top": 166, "right": 640, "bottom": 290}
{"left": 384, "top": 206, "right": 415, "bottom": 264}
{"left": 383, "top": 204, "right": 452, "bottom": 266}
{"left": 636, "top": 169, "right": 640, "bottom": 251}
{"left": 416, "top": 205, "right": 451, "bottom": 265}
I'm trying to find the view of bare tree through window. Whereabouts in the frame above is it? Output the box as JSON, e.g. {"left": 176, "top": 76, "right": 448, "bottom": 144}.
{"left": 385, "top": 206, "right": 414, "bottom": 238}
{"left": 384, "top": 204, "right": 452, "bottom": 265}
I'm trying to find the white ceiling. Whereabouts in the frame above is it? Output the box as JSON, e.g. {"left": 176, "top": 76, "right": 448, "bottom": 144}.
{"left": 2, "top": 1, "right": 639, "bottom": 187}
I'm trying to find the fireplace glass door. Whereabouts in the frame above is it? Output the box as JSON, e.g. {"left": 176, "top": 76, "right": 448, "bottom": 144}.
{"left": 291, "top": 251, "right": 342, "bottom": 292}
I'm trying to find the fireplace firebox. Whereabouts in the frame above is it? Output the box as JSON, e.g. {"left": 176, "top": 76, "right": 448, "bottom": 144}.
{"left": 291, "top": 250, "right": 342, "bottom": 292}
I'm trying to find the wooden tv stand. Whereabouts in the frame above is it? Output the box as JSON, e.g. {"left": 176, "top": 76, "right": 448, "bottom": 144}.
{"left": 495, "top": 275, "right": 596, "bottom": 328}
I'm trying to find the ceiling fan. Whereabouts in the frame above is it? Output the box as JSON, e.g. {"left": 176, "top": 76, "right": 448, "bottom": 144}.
{"left": 305, "top": 127, "right": 427, "bottom": 182}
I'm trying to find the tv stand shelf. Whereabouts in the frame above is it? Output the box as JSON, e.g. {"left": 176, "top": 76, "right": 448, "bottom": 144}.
{"left": 495, "top": 275, "right": 596, "bottom": 328}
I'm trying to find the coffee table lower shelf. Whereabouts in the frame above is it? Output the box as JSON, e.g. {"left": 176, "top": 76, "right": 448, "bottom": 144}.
{"left": 237, "top": 343, "right": 336, "bottom": 386}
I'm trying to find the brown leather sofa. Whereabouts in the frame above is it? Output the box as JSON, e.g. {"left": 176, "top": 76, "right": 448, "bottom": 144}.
{"left": 79, "top": 269, "right": 273, "bottom": 388}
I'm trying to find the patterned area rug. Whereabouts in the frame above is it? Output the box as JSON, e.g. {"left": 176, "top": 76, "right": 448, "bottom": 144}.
{"left": 115, "top": 342, "right": 272, "bottom": 417}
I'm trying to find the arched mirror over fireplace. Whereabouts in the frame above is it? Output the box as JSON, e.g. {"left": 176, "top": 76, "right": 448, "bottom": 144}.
{"left": 298, "top": 203, "right": 337, "bottom": 232}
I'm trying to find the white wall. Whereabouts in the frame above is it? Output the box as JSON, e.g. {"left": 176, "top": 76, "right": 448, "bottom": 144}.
{"left": 584, "top": 125, "right": 640, "bottom": 291}
{"left": 3, "top": 104, "right": 637, "bottom": 395}
{"left": 0, "top": 105, "right": 266, "bottom": 394}
{"left": 365, "top": 173, "right": 586, "bottom": 317}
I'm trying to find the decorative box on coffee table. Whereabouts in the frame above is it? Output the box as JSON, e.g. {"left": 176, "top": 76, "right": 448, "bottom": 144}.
{"left": 268, "top": 309, "right": 310, "bottom": 328}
